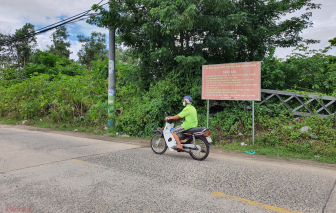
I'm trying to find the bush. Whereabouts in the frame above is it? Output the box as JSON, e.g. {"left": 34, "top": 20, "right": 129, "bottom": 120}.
{"left": 24, "top": 51, "right": 86, "bottom": 77}
{"left": 0, "top": 73, "right": 107, "bottom": 124}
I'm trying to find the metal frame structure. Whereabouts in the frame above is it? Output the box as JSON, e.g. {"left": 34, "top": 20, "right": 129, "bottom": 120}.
{"left": 223, "top": 89, "right": 336, "bottom": 118}
{"left": 260, "top": 89, "right": 336, "bottom": 118}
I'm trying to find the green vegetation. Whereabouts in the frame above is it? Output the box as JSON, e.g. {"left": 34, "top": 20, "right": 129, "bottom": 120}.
{"left": 0, "top": 74, "right": 105, "bottom": 122}
{"left": 77, "top": 32, "right": 108, "bottom": 68}
{"left": 1, "top": 0, "right": 336, "bottom": 164}
{"left": 0, "top": 117, "right": 108, "bottom": 136}
{"left": 262, "top": 46, "right": 336, "bottom": 95}
{"left": 206, "top": 105, "right": 336, "bottom": 164}
{"left": 48, "top": 26, "right": 71, "bottom": 59}
{"left": 89, "top": 0, "right": 322, "bottom": 90}
{"left": 219, "top": 143, "right": 336, "bottom": 164}
{"left": 23, "top": 51, "right": 86, "bottom": 77}
{"left": 0, "top": 57, "right": 131, "bottom": 125}
{"left": 0, "top": 23, "right": 37, "bottom": 70}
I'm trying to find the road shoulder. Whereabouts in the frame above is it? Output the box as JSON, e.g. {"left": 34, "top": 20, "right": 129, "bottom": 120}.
{"left": 324, "top": 180, "right": 336, "bottom": 213}
{"left": 1, "top": 124, "right": 336, "bottom": 172}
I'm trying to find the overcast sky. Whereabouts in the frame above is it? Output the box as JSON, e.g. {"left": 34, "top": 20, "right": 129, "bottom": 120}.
{"left": 0, "top": 0, "right": 335, "bottom": 60}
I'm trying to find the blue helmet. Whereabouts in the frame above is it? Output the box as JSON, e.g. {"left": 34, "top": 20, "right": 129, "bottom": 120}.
{"left": 183, "top": 96, "right": 193, "bottom": 103}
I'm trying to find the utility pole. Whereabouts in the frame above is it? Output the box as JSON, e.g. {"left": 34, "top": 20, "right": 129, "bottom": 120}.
{"left": 108, "top": 28, "right": 116, "bottom": 126}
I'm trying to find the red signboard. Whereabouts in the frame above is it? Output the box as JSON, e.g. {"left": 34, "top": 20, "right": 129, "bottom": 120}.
{"left": 202, "top": 62, "right": 261, "bottom": 101}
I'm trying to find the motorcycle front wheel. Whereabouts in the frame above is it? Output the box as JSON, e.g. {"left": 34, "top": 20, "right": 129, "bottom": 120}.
{"left": 150, "top": 134, "right": 167, "bottom": 154}
{"left": 189, "top": 137, "right": 210, "bottom": 161}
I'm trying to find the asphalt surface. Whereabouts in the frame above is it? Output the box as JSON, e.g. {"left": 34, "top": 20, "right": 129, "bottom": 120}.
{"left": 0, "top": 126, "right": 336, "bottom": 213}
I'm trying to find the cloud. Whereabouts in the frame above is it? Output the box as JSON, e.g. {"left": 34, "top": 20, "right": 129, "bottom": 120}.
{"left": 0, "top": 0, "right": 335, "bottom": 60}
{"left": 70, "top": 40, "right": 83, "bottom": 61}
{"left": 0, "top": 0, "right": 108, "bottom": 59}
{"left": 275, "top": 0, "right": 336, "bottom": 58}
{"left": 35, "top": 30, "right": 54, "bottom": 51}
{"left": 0, "top": 0, "right": 104, "bottom": 26}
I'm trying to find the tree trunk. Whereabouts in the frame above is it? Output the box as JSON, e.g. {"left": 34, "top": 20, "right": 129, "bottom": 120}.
{"left": 186, "top": 32, "right": 189, "bottom": 51}
{"left": 180, "top": 32, "right": 184, "bottom": 52}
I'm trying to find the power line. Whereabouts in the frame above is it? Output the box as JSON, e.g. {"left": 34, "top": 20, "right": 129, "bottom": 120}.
{"left": 34, "top": 10, "right": 91, "bottom": 33}
{"left": 36, "top": 1, "right": 108, "bottom": 31}
{"left": 0, "top": 1, "right": 107, "bottom": 46}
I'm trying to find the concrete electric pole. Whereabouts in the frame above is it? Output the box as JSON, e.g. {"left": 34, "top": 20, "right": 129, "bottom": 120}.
{"left": 108, "top": 29, "right": 116, "bottom": 127}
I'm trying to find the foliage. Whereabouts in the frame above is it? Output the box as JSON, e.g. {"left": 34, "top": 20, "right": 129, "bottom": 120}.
{"left": 0, "top": 73, "right": 107, "bottom": 123}
{"left": 0, "top": 56, "right": 132, "bottom": 125}
{"left": 23, "top": 50, "right": 86, "bottom": 77}
{"left": 89, "top": 0, "right": 320, "bottom": 90}
{"left": 13, "top": 23, "right": 37, "bottom": 69}
{"left": 203, "top": 102, "right": 336, "bottom": 163}
{"left": 0, "top": 65, "right": 24, "bottom": 88}
{"left": 1, "top": 64, "right": 335, "bottom": 163}
{"left": 329, "top": 38, "right": 336, "bottom": 47}
{"left": 115, "top": 46, "right": 139, "bottom": 67}
{"left": 0, "top": 23, "right": 37, "bottom": 70}
{"left": 115, "top": 77, "right": 180, "bottom": 137}
{"left": 262, "top": 39, "right": 336, "bottom": 95}
{"left": 91, "top": 57, "right": 133, "bottom": 82}
{"left": 77, "top": 32, "right": 108, "bottom": 68}
{"left": 1, "top": 0, "right": 335, "bottom": 163}
{"left": 48, "top": 26, "right": 71, "bottom": 59}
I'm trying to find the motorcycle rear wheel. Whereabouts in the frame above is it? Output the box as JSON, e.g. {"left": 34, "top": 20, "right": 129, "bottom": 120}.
{"left": 150, "top": 134, "right": 168, "bottom": 154}
{"left": 189, "top": 137, "right": 210, "bottom": 161}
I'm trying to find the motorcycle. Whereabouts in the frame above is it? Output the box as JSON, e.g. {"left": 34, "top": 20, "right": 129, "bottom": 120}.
{"left": 150, "top": 112, "right": 212, "bottom": 161}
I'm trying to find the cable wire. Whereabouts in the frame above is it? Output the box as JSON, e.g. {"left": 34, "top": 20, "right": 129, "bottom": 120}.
{"left": 0, "top": 0, "right": 106, "bottom": 46}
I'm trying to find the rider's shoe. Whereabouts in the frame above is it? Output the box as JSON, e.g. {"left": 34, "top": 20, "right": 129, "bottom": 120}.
{"left": 172, "top": 146, "right": 183, "bottom": 150}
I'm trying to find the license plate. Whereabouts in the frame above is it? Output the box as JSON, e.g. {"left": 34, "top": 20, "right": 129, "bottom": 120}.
{"left": 206, "top": 136, "right": 212, "bottom": 143}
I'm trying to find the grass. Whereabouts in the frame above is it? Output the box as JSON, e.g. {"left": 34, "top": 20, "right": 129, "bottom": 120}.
{"left": 0, "top": 116, "right": 144, "bottom": 140}
{"left": 217, "top": 142, "right": 336, "bottom": 164}
{"left": 0, "top": 117, "right": 111, "bottom": 136}
{"left": 0, "top": 118, "right": 19, "bottom": 125}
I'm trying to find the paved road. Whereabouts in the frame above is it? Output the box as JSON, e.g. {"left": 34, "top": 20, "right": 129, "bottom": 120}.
{"left": 0, "top": 126, "right": 335, "bottom": 213}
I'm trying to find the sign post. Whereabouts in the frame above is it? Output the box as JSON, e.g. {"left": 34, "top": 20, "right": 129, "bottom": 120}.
{"left": 252, "top": 101, "right": 255, "bottom": 145}
{"left": 202, "top": 62, "right": 261, "bottom": 144}
{"left": 207, "top": 99, "right": 209, "bottom": 128}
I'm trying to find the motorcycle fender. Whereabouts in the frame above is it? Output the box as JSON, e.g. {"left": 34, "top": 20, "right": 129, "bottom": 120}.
{"left": 154, "top": 130, "right": 163, "bottom": 135}
{"left": 196, "top": 136, "right": 212, "bottom": 147}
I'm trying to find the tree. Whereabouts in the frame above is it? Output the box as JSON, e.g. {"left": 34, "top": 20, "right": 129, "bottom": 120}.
{"left": 48, "top": 26, "right": 71, "bottom": 59}
{"left": 88, "top": 0, "right": 321, "bottom": 90}
{"left": 261, "top": 40, "right": 336, "bottom": 95}
{"left": 0, "top": 30, "right": 14, "bottom": 66}
{"left": 329, "top": 37, "right": 336, "bottom": 47}
{"left": 13, "top": 23, "right": 37, "bottom": 69}
{"left": 0, "top": 23, "right": 37, "bottom": 70}
{"left": 115, "top": 45, "right": 138, "bottom": 66}
{"left": 77, "top": 32, "right": 108, "bottom": 68}
{"left": 24, "top": 50, "right": 85, "bottom": 77}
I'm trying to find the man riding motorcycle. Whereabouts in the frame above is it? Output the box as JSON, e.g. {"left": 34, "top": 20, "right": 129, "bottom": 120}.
{"left": 165, "top": 96, "right": 198, "bottom": 150}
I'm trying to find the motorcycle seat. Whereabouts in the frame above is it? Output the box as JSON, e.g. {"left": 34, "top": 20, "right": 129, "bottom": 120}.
{"left": 183, "top": 127, "right": 207, "bottom": 134}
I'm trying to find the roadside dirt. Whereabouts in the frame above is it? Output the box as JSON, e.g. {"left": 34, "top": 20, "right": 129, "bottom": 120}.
{"left": 1, "top": 124, "right": 336, "bottom": 171}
